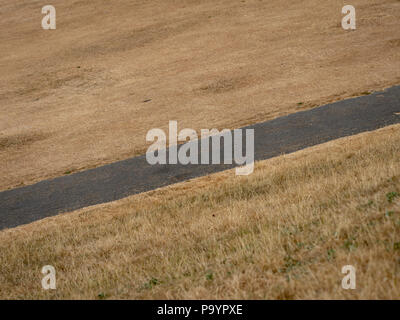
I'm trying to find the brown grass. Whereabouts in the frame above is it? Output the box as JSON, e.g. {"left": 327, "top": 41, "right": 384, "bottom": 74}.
{"left": 1, "top": 0, "right": 400, "bottom": 190}
{"left": 0, "top": 124, "right": 399, "bottom": 299}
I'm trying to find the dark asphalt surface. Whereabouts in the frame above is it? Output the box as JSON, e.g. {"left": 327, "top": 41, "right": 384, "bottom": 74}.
{"left": 1, "top": 85, "right": 399, "bottom": 230}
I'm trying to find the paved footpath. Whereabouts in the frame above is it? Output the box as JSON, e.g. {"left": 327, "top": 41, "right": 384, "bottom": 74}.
{"left": 1, "top": 86, "right": 399, "bottom": 230}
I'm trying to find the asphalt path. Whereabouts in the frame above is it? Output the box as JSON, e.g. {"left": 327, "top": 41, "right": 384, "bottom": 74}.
{"left": 1, "top": 85, "right": 399, "bottom": 230}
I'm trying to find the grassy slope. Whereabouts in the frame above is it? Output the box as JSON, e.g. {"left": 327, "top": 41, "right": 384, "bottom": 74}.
{"left": 1, "top": 0, "right": 400, "bottom": 190}
{"left": 1, "top": 124, "right": 399, "bottom": 299}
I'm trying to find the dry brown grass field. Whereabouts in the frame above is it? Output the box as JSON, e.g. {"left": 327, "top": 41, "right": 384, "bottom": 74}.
{"left": 1, "top": 0, "right": 400, "bottom": 190}
{"left": 0, "top": 124, "right": 399, "bottom": 299}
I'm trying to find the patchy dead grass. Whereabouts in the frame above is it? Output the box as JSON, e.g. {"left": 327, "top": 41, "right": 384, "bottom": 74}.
{"left": 0, "top": 124, "right": 399, "bottom": 299}
{"left": 1, "top": 0, "right": 400, "bottom": 190}
{"left": 0, "top": 132, "right": 48, "bottom": 151}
